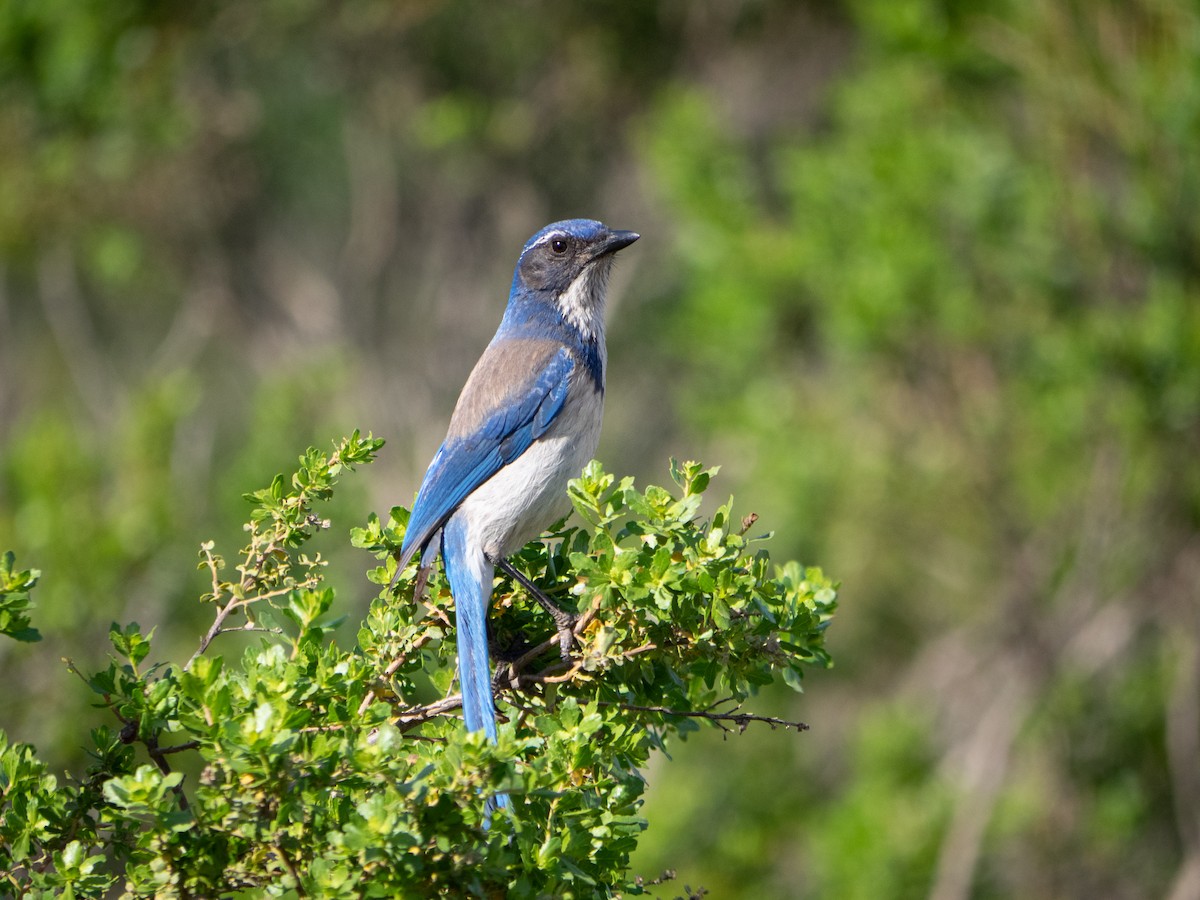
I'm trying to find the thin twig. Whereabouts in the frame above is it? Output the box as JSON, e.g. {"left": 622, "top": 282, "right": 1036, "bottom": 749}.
{"left": 139, "top": 731, "right": 192, "bottom": 812}
{"left": 622, "top": 642, "right": 658, "bottom": 659}
{"left": 395, "top": 695, "right": 463, "bottom": 732}
{"left": 520, "top": 661, "right": 583, "bottom": 684}
{"left": 185, "top": 575, "right": 317, "bottom": 671}
{"left": 357, "top": 631, "right": 437, "bottom": 716}
{"left": 215, "top": 625, "right": 286, "bottom": 639}
{"left": 272, "top": 842, "right": 304, "bottom": 895}
{"left": 156, "top": 740, "right": 200, "bottom": 756}
{"left": 599, "top": 698, "right": 809, "bottom": 735}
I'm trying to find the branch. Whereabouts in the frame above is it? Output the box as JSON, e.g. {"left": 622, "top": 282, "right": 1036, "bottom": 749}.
{"left": 363, "top": 600, "right": 801, "bottom": 743}
{"left": 395, "top": 695, "right": 464, "bottom": 731}
{"left": 185, "top": 576, "right": 317, "bottom": 671}
{"left": 65, "top": 660, "right": 199, "bottom": 810}
{"left": 600, "top": 698, "right": 809, "bottom": 735}
{"left": 155, "top": 739, "right": 201, "bottom": 756}
{"left": 136, "top": 729, "right": 192, "bottom": 812}
{"left": 357, "top": 631, "right": 436, "bottom": 716}
{"left": 493, "top": 595, "right": 604, "bottom": 690}
{"left": 519, "top": 660, "right": 582, "bottom": 684}
{"left": 271, "top": 841, "right": 304, "bottom": 895}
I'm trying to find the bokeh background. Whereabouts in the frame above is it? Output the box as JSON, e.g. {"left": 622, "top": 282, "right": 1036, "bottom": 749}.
{"left": 2, "top": 1, "right": 1198, "bottom": 896}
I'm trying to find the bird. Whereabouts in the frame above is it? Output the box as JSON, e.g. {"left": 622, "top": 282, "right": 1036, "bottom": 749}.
{"left": 392, "top": 219, "right": 639, "bottom": 813}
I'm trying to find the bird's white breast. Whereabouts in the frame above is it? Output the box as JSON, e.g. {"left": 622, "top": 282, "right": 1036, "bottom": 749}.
{"left": 455, "top": 382, "right": 603, "bottom": 561}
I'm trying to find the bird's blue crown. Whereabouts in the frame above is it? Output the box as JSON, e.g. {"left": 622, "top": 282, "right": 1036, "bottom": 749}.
{"left": 520, "top": 219, "right": 613, "bottom": 256}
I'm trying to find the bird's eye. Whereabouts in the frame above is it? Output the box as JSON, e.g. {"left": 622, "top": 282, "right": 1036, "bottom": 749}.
{"left": 550, "top": 238, "right": 568, "bottom": 254}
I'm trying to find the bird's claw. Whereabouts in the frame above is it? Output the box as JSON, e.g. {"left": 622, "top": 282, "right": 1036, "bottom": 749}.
{"left": 548, "top": 608, "right": 578, "bottom": 662}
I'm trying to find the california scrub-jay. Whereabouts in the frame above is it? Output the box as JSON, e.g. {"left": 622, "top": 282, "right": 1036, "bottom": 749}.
{"left": 394, "top": 219, "right": 639, "bottom": 811}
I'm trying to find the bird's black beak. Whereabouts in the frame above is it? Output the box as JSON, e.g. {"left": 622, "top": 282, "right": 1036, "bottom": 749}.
{"left": 594, "top": 229, "right": 640, "bottom": 258}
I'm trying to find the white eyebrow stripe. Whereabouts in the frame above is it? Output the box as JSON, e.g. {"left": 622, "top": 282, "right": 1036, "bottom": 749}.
{"left": 529, "top": 232, "right": 569, "bottom": 251}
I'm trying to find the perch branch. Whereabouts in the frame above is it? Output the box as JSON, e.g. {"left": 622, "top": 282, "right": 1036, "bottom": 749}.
{"left": 600, "top": 698, "right": 809, "bottom": 735}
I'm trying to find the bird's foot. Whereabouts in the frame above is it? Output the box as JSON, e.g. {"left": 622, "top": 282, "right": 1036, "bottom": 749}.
{"left": 546, "top": 605, "right": 578, "bottom": 663}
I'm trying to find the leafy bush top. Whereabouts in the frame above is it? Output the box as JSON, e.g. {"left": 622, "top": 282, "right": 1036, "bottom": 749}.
{"left": 1, "top": 433, "right": 835, "bottom": 898}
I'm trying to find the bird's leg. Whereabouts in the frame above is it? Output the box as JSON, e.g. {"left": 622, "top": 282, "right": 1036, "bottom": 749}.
{"left": 495, "top": 557, "right": 578, "bottom": 661}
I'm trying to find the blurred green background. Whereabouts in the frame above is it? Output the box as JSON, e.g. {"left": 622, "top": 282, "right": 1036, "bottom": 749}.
{"left": 1, "top": 0, "right": 1197, "bottom": 896}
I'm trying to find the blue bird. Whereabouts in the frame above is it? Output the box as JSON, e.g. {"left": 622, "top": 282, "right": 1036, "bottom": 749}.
{"left": 393, "top": 219, "right": 639, "bottom": 812}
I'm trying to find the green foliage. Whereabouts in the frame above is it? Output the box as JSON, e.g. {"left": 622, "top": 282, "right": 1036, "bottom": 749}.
{"left": 633, "top": 0, "right": 1200, "bottom": 895}
{"left": 802, "top": 708, "right": 949, "bottom": 900}
{"left": 3, "top": 0, "right": 1193, "bottom": 895}
{"left": 0, "top": 552, "right": 42, "bottom": 642}
{"left": 0, "top": 437, "right": 835, "bottom": 897}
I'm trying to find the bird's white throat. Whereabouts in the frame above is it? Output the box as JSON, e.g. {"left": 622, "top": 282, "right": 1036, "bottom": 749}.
{"left": 558, "top": 258, "right": 613, "bottom": 345}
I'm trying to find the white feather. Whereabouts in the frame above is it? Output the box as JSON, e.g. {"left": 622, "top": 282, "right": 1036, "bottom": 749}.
{"left": 455, "top": 383, "right": 604, "bottom": 562}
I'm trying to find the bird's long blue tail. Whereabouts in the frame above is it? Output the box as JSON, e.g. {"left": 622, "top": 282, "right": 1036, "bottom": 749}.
{"left": 442, "top": 517, "right": 509, "bottom": 815}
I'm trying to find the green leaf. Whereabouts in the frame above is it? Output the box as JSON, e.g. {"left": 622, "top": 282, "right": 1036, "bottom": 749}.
{"left": 0, "top": 551, "right": 43, "bottom": 642}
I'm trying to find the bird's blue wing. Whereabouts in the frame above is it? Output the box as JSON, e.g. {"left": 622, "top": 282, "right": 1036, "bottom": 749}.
{"left": 397, "top": 346, "right": 574, "bottom": 570}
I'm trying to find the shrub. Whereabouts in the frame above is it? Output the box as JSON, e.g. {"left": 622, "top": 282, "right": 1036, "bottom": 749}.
{"left": 1, "top": 432, "right": 835, "bottom": 898}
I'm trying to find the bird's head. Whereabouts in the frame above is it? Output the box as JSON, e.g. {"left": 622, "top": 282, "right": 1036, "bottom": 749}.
{"left": 513, "top": 219, "right": 639, "bottom": 341}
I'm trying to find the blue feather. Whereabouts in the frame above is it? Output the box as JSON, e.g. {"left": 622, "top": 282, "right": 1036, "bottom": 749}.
{"left": 388, "top": 219, "right": 638, "bottom": 821}
{"left": 496, "top": 295, "right": 605, "bottom": 392}
{"left": 398, "top": 348, "right": 574, "bottom": 571}
{"left": 442, "top": 517, "right": 509, "bottom": 813}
